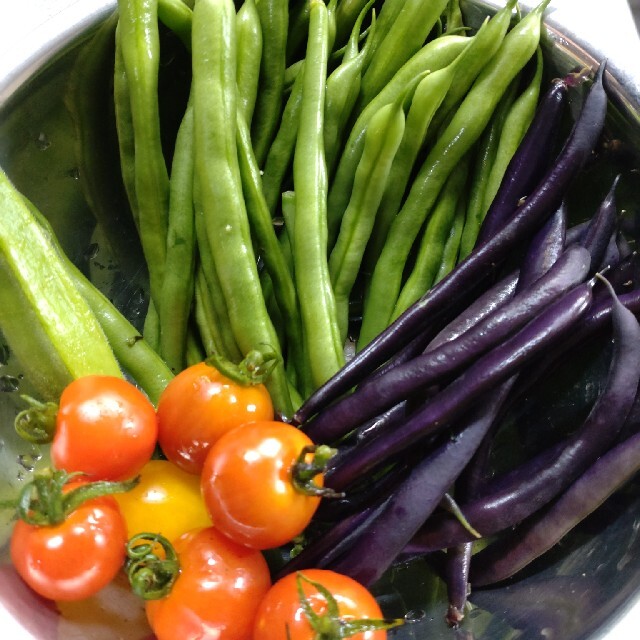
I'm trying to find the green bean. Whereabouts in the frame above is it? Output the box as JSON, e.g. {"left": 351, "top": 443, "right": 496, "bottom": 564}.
{"left": 116, "top": 0, "right": 170, "bottom": 313}
{"left": 359, "top": 0, "right": 405, "bottom": 71}
{"left": 192, "top": 0, "right": 292, "bottom": 416}
{"left": 358, "top": 0, "right": 550, "bottom": 348}
{"left": 390, "top": 159, "right": 469, "bottom": 322}
{"left": 482, "top": 47, "right": 544, "bottom": 213}
{"left": 428, "top": 0, "right": 518, "bottom": 137}
{"left": 458, "top": 76, "right": 520, "bottom": 260}
{"left": 185, "top": 327, "right": 205, "bottom": 367}
{"left": 362, "top": 60, "right": 460, "bottom": 276}
{"left": 333, "top": 0, "right": 372, "bottom": 49}
{"left": 434, "top": 195, "right": 466, "bottom": 285}
{"left": 261, "top": 64, "right": 304, "bottom": 215}
{"left": 236, "top": 0, "right": 263, "bottom": 127}
{"left": 293, "top": 0, "right": 344, "bottom": 389}
{"left": 158, "top": 0, "right": 193, "bottom": 49}
{"left": 251, "top": 0, "right": 288, "bottom": 167}
{"left": 324, "top": 0, "right": 375, "bottom": 175}
{"left": 158, "top": 96, "right": 196, "bottom": 373}
{"left": 236, "top": 110, "right": 305, "bottom": 374}
{"left": 329, "top": 93, "right": 406, "bottom": 345}
{"left": 445, "top": 0, "right": 464, "bottom": 33}
{"left": 285, "top": 0, "right": 310, "bottom": 65}
{"left": 327, "top": 34, "right": 469, "bottom": 248}
{"left": 194, "top": 268, "right": 234, "bottom": 359}
{"left": 284, "top": 59, "right": 304, "bottom": 90}
{"left": 359, "top": 0, "right": 449, "bottom": 107}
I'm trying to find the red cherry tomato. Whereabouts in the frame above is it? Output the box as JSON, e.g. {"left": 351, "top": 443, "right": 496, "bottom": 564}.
{"left": 145, "top": 527, "right": 271, "bottom": 640}
{"left": 201, "top": 420, "right": 322, "bottom": 550}
{"left": 10, "top": 492, "right": 127, "bottom": 602}
{"left": 253, "top": 569, "right": 390, "bottom": 640}
{"left": 52, "top": 375, "right": 158, "bottom": 481}
{"left": 157, "top": 361, "right": 274, "bottom": 475}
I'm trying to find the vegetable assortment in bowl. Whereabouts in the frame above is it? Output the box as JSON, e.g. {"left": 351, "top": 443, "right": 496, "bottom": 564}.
{"left": 2, "top": 0, "right": 640, "bottom": 638}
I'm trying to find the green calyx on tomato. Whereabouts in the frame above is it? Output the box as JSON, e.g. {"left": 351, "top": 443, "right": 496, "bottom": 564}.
{"left": 125, "top": 532, "right": 180, "bottom": 600}
{"left": 205, "top": 347, "right": 281, "bottom": 386}
{"left": 296, "top": 573, "right": 404, "bottom": 640}
{"left": 16, "top": 468, "right": 139, "bottom": 527}
{"left": 292, "top": 444, "right": 344, "bottom": 498}
{"left": 14, "top": 394, "right": 58, "bottom": 444}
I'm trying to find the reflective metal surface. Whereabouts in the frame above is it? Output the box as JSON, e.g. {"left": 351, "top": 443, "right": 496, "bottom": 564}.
{"left": 1, "top": 2, "right": 640, "bottom": 639}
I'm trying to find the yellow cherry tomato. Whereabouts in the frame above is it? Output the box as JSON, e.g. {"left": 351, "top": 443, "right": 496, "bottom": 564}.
{"left": 115, "top": 459, "right": 211, "bottom": 543}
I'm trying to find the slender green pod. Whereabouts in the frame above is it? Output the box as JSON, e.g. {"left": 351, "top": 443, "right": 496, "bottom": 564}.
{"left": 459, "top": 77, "right": 520, "bottom": 260}
{"left": 158, "top": 0, "right": 193, "bottom": 49}
{"left": 434, "top": 195, "right": 466, "bottom": 284}
{"left": 359, "top": 0, "right": 550, "bottom": 348}
{"left": 293, "top": 0, "right": 345, "bottom": 389}
{"left": 359, "top": 0, "right": 449, "bottom": 106}
{"left": 333, "top": 0, "right": 372, "bottom": 49}
{"left": 116, "top": 0, "right": 170, "bottom": 312}
{"left": 194, "top": 268, "right": 233, "bottom": 360}
{"left": 329, "top": 94, "right": 406, "bottom": 345}
{"left": 327, "top": 34, "right": 469, "bottom": 245}
{"left": 362, "top": 61, "right": 459, "bottom": 275}
{"left": 0, "top": 169, "right": 122, "bottom": 401}
{"left": 261, "top": 64, "right": 304, "bottom": 215}
{"left": 323, "top": 0, "right": 376, "bottom": 176}
{"left": 429, "top": 0, "right": 518, "bottom": 136}
{"left": 482, "top": 47, "right": 544, "bottom": 213}
{"left": 445, "top": 0, "right": 464, "bottom": 33}
{"left": 251, "top": 0, "right": 288, "bottom": 167}
{"left": 359, "top": 0, "right": 405, "bottom": 71}
{"left": 236, "top": 0, "right": 263, "bottom": 127}
{"left": 286, "top": 0, "right": 310, "bottom": 65}
{"left": 390, "top": 159, "right": 470, "bottom": 322}
{"left": 159, "top": 96, "right": 196, "bottom": 374}
{"left": 192, "top": 0, "right": 292, "bottom": 416}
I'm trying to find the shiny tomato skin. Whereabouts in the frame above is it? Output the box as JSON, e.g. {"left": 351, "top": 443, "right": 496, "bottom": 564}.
{"left": 253, "top": 569, "right": 388, "bottom": 640}
{"left": 157, "top": 362, "right": 274, "bottom": 475}
{"left": 10, "top": 494, "right": 127, "bottom": 602}
{"left": 52, "top": 375, "right": 158, "bottom": 481}
{"left": 145, "top": 526, "right": 271, "bottom": 640}
{"left": 114, "top": 459, "right": 211, "bottom": 542}
{"left": 201, "top": 420, "right": 321, "bottom": 550}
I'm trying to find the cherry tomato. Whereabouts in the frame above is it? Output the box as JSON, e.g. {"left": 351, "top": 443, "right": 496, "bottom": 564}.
{"left": 145, "top": 526, "right": 271, "bottom": 640}
{"left": 201, "top": 420, "right": 322, "bottom": 550}
{"left": 52, "top": 375, "right": 158, "bottom": 481}
{"left": 114, "top": 459, "right": 211, "bottom": 542}
{"left": 253, "top": 569, "right": 389, "bottom": 640}
{"left": 10, "top": 492, "right": 127, "bottom": 602}
{"left": 157, "top": 361, "right": 274, "bottom": 475}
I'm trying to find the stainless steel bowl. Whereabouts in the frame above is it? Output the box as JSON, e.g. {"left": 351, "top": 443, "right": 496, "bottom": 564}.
{"left": 1, "top": 2, "right": 640, "bottom": 638}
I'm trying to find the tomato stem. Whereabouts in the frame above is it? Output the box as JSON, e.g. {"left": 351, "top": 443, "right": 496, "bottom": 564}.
{"left": 14, "top": 394, "right": 58, "bottom": 444}
{"left": 125, "top": 532, "right": 180, "bottom": 600}
{"left": 296, "top": 573, "right": 405, "bottom": 639}
{"left": 206, "top": 348, "right": 281, "bottom": 386}
{"left": 16, "top": 468, "right": 139, "bottom": 527}
{"left": 292, "top": 445, "right": 345, "bottom": 498}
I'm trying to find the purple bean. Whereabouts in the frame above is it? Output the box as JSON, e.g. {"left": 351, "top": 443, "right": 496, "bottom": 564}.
{"left": 326, "top": 282, "right": 594, "bottom": 491}
{"left": 470, "top": 424, "right": 640, "bottom": 586}
{"left": 476, "top": 73, "right": 571, "bottom": 243}
{"left": 305, "top": 245, "right": 591, "bottom": 444}
{"left": 325, "top": 383, "right": 514, "bottom": 587}
{"left": 445, "top": 543, "right": 473, "bottom": 628}
{"left": 407, "top": 278, "right": 640, "bottom": 552}
{"left": 293, "top": 62, "right": 607, "bottom": 426}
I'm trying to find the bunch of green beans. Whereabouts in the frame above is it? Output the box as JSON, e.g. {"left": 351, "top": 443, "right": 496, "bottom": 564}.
{"left": 111, "top": 0, "right": 549, "bottom": 415}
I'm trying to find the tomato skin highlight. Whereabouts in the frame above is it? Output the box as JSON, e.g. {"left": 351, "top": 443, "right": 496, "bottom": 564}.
{"left": 145, "top": 526, "right": 271, "bottom": 640}
{"left": 253, "top": 569, "right": 389, "bottom": 640}
{"left": 114, "top": 459, "right": 211, "bottom": 542}
{"left": 201, "top": 420, "right": 321, "bottom": 550}
{"left": 10, "top": 494, "right": 127, "bottom": 602}
{"left": 157, "top": 361, "right": 274, "bottom": 475}
{"left": 52, "top": 375, "right": 158, "bottom": 481}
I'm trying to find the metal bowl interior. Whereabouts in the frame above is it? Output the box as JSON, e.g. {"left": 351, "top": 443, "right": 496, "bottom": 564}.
{"left": 1, "top": 2, "right": 640, "bottom": 639}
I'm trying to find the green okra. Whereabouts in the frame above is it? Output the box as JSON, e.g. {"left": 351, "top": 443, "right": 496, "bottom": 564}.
{"left": 0, "top": 168, "right": 122, "bottom": 401}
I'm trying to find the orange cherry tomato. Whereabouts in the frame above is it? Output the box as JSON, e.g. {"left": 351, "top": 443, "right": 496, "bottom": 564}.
{"left": 200, "top": 420, "right": 322, "bottom": 550}
{"left": 52, "top": 375, "right": 158, "bottom": 481}
{"left": 145, "top": 527, "right": 271, "bottom": 640}
{"left": 157, "top": 361, "right": 274, "bottom": 475}
{"left": 253, "top": 569, "right": 390, "bottom": 640}
{"left": 114, "top": 459, "right": 211, "bottom": 542}
{"left": 10, "top": 492, "right": 127, "bottom": 602}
